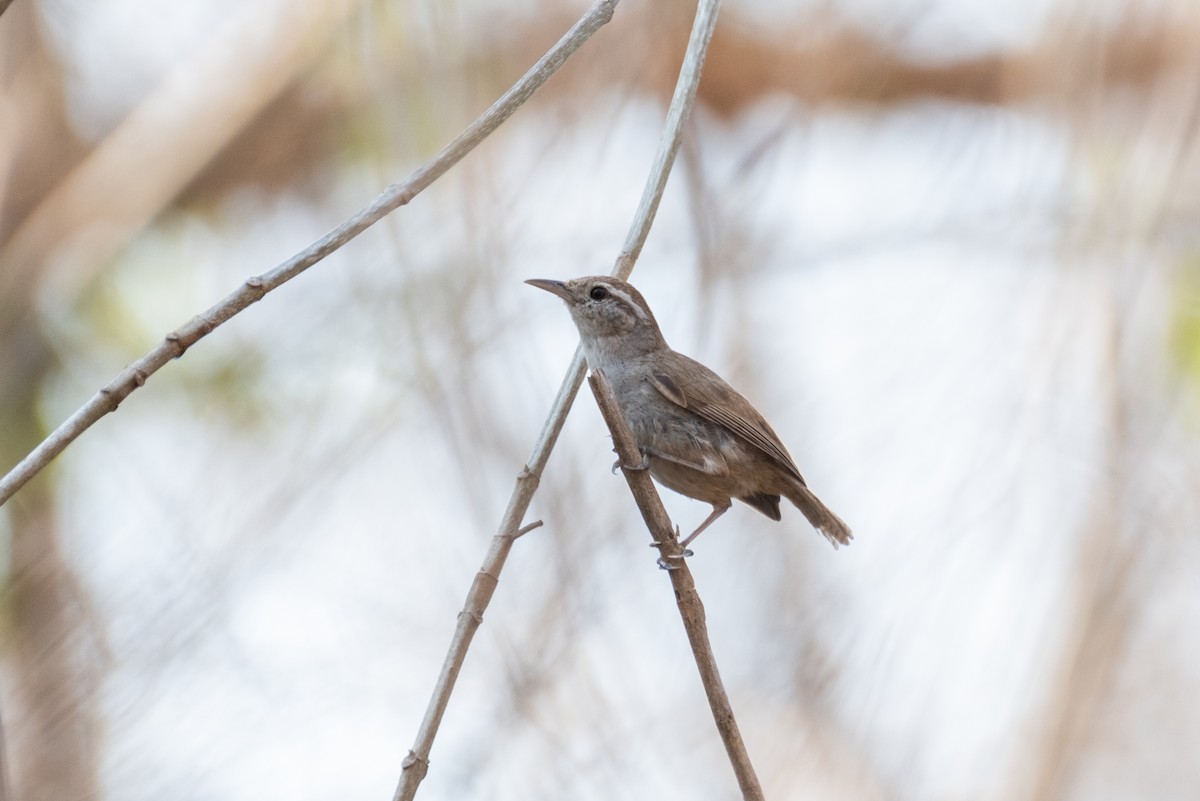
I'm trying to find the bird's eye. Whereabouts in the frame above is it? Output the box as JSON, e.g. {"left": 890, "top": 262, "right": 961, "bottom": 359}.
{"left": 589, "top": 286, "right": 609, "bottom": 301}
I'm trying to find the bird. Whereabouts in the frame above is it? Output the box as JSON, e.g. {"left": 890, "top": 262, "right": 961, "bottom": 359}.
{"left": 526, "top": 275, "right": 851, "bottom": 550}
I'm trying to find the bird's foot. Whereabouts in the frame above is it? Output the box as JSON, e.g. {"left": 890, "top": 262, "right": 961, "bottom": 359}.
{"left": 650, "top": 533, "right": 694, "bottom": 569}
{"left": 611, "top": 450, "right": 651, "bottom": 475}
{"left": 655, "top": 550, "right": 694, "bottom": 570}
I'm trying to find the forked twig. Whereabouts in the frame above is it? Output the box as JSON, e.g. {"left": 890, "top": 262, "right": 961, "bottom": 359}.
{"left": 588, "top": 371, "right": 764, "bottom": 801}
{"left": 391, "top": 0, "right": 722, "bottom": 798}
{"left": 0, "top": 0, "right": 619, "bottom": 509}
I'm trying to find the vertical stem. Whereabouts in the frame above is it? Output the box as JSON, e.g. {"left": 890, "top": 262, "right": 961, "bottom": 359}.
{"left": 589, "top": 372, "right": 765, "bottom": 801}
{"left": 393, "top": 0, "right": 722, "bottom": 796}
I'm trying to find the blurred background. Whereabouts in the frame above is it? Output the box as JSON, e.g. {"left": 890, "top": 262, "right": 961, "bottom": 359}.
{"left": 2, "top": 0, "right": 1200, "bottom": 799}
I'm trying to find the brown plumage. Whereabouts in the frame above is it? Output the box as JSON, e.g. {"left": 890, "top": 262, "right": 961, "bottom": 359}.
{"left": 527, "top": 275, "right": 852, "bottom": 550}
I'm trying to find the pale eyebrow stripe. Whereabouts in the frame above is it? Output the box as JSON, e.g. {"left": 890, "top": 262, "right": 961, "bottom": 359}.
{"left": 607, "top": 286, "right": 649, "bottom": 321}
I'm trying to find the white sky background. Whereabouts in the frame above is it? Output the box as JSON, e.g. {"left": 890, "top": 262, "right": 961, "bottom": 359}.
{"left": 10, "top": 0, "right": 1200, "bottom": 799}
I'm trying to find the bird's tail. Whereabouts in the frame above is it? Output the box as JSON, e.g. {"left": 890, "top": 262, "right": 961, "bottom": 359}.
{"left": 783, "top": 480, "right": 853, "bottom": 548}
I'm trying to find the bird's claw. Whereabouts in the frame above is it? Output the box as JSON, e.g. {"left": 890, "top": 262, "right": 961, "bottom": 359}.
{"left": 655, "top": 549, "right": 694, "bottom": 570}
{"left": 611, "top": 451, "right": 651, "bottom": 474}
{"left": 651, "top": 539, "right": 694, "bottom": 570}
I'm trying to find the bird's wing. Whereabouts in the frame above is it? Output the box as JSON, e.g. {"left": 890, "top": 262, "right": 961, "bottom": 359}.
{"left": 647, "top": 356, "right": 806, "bottom": 485}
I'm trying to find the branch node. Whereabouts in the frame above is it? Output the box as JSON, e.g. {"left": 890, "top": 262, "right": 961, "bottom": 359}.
{"left": 244, "top": 276, "right": 267, "bottom": 296}
{"left": 513, "top": 520, "right": 544, "bottom": 539}
{"left": 400, "top": 751, "right": 428, "bottom": 772}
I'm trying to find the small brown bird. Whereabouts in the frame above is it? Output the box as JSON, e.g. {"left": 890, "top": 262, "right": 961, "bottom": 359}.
{"left": 527, "top": 275, "right": 852, "bottom": 550}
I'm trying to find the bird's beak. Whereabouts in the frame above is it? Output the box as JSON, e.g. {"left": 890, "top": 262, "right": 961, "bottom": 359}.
{"left": 524, "top": 278, "right": 572, "bottom": 302}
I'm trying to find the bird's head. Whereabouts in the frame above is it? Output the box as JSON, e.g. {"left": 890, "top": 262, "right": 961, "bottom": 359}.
{"left": 525, "top": 276, "right": 667, "bottom": 364}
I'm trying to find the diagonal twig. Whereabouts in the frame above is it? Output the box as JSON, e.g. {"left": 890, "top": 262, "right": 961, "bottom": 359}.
{"left": 588, "top": 371, "right": 764, "bottom": 801}
{"left": 0, "top": 0, "right": 620, "bottom": 509}
{"left": 390, "top": 0, "right": 721, "bottom": 798}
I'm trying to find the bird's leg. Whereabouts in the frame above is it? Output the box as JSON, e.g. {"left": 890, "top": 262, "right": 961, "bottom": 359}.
{"left": 642, "top": 447, "right": 714, "bottom": 474}
{"left": 678, "top": 502, "right": 732, "bottom": 549}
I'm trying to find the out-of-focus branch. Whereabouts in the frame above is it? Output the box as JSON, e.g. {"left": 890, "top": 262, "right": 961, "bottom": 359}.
{"left": 0, "top": 705, "right": 9, "bottom": 801}
{"left": 391, "top": 0, "right": 721, "bottom": 797}
{"left": 612, "top": 0, "right": 719, "bottom": 275}
{"left": 588, "top": 372, "right": 764, "bottom": 801}
{"left": 515, "top": 7, "right": 1200, "bottom": 115}
{"left": 0, "top": 0, "right": 620, "bottom": 509}
{"left": 1025, "top": 270, "right": 1141, "bottom": 801}
{"left": 0, "top": 0, "right": 364, "bottom": 303}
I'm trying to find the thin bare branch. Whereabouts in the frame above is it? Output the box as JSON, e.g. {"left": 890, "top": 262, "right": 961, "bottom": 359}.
{"left": 588, "top": 371, "right": 764, "bottom": 801}
{"left": 391, "top": 0, "right": 721, "bottom": 798}
{"left": 0, "top": 0, "right": 620, "bottom": 509}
